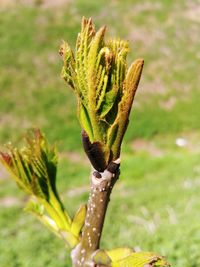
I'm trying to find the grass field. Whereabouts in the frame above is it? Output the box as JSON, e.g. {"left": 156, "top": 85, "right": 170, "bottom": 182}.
{"left": 0, "top": 1, "right": 200, "bottom": 266}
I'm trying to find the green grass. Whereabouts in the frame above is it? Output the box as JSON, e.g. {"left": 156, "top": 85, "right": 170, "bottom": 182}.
{"left": 0, "top": 1, "right": 200, "bottom": 266}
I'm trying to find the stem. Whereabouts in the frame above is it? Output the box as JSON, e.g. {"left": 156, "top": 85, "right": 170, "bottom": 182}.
{"left": 71, "top": 159, "right": 120, "bottom": 267}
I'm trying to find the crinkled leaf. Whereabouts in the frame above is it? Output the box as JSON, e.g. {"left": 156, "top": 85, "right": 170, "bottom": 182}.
{"left": 61, "top": 17, "right": 144, "bottom": 167}
{"left": 0, "top": 129, "right": 79, "bottom": 248}
{"left": 61, "top": 18, "right": 143, "bottom": 167}
{"left": 75, "top": 17, "right": 95, "bottom": 101}
{"left": 110, "top": 59, "right": 144, "bottom": 158}
{"left": 0, "top": 129, "right": 59, "bottom": 202}
{"left": 60, "top": 41, "right": 76, "bottom": 90}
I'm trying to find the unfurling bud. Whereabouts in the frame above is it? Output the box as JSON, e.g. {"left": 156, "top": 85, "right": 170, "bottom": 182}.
{"left": 61, "top": 17, "right": 144, "bottom": 171}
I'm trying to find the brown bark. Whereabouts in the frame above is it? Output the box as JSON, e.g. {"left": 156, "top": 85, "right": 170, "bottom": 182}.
{"left": 71, "top": 159, "right": 120, "bottom": 267}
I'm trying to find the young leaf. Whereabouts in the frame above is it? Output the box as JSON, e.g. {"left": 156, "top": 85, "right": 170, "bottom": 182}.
{"left": 92, "top": 249, "right": 112, "bottom": 266}
{"left": 71, "top": 204, "right": 87, "bottom": 237}
{"left": 25, "top": 198, "right": 60, "bottom": 237}
{"left": 98, "top": 86, "right": 118, "bottom": 119}
{"left": 61, "top": 17, "right": 144, "bottom": 169}
{"left": 79, "top": 103, "right": 94, "bottom": 142}
{"left": 0, "top": 129, "right": 77, "bottom": 245}
{"left": 0, "top": 129, "right": 58, "bottom": 202}
{"left": 60, "top": 231, "right": 80, "bottom": 249}
{"left": 106, "top": 247, "right": 133, "bottom": 262}
{"left": 110, "top": 251, "right": 170, "bottom": 267}
{"left": 110, "top": 59, "right": 144, "bottom": 158}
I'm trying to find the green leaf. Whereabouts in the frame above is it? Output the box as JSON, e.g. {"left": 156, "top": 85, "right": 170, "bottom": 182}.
{"left": 92, "top": 249, "right": 170, "bottom": 267}
{"left": 106, "top": 247, "right": 133, "bottom": 262}
{"left": 124, "top": 59, "right": 144, "bottom": 104}
{"left": 25, "top": 197, "right": 44, "bottom": 216}
{"left": 98, "top": 86, "right": 118, "bottom": 119}
{"left": 110, "top": 59, "right": 144, "bottom": 158}
{"left": 25, "top": 199, "right": 79, "bottom": 248}
{"left": 60, "top": 41, "right": 76, "bottom": 90}
{"left": 0, "top": 129, "right": 59, "bottom": 202}
{"left": 71, "top": 204, "right": 87, "bottom": 237}
{"left": 96, "top": 73, "right": 109, "bottom": 110}
{"left": 79, "top": 103, "right": 94, "bottom": 142}
{"left": 61, "top": 17, "right": 144, "bottom": 167}
{"left": 111, "top": 252, "right": 170, "bottom": 267}
{"left": 0, "top": 129, "right": 77, "bottom": 247}
{"left": 87, "top": 26, "right": 106, "bottom": 86}
{"left": 92, "top": 249, "right": 112, "bottom": 266}
{"left": 60, "top": 230, "right": 79, "bottom": 248}
{"left": 107, "top": 123, "right": 119, "bottom": 148}
{"left": 75, "top": 17, "right": 95, "bottom": 100}
{"left": 25, "top": 198, "right": 62, "bottom": 239}
{"left": 107, "top": 39, "right": 129, "bottom": 89}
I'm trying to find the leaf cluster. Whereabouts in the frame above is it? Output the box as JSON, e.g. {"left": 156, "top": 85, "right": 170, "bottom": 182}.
{"left": 0, "top": 129, "right": 86, "bottom": 248}
{"left": 60, "top": 17, "right": 144, "bottom": 168}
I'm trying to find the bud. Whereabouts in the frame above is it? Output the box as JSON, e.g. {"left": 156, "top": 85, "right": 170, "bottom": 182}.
{"left": 61, "top": 17, "right": 144, "bottom": 170}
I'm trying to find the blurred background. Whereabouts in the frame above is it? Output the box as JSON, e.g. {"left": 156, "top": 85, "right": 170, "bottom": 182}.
{"left": 0, "top": 0, "right": 200, "bottom": 266}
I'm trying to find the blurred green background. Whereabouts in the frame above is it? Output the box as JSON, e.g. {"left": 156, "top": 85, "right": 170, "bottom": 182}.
{"left": 0, "top": 0, "right": 200, "bottom": 266}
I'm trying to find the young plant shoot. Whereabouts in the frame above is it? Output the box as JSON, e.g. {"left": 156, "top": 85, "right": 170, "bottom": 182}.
{"left": 0, "top": 17, "right": 170, "bottom": 267}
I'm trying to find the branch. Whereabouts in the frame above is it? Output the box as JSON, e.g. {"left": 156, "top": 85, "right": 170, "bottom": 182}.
{"left": 71, "top": 159, "right": 120, "bottom": 267}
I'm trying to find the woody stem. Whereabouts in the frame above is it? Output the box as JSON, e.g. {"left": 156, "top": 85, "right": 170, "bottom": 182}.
{"left": 71, "top": 161, "right": 120, "bottom": 267}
